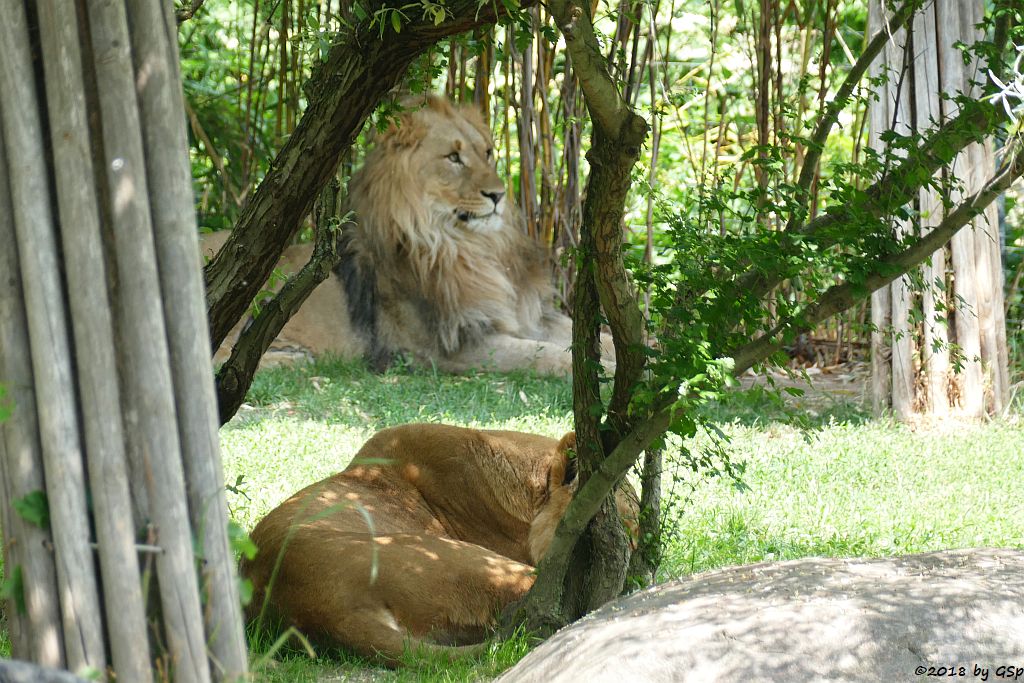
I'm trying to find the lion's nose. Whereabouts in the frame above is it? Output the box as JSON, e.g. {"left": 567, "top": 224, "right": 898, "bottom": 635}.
{"left": 482, "top": 190, "right": 505, "bottom": 207}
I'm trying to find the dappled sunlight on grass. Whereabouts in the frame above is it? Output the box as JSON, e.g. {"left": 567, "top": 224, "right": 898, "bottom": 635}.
{"left": 221, "top": 359, "right": 1024, "bottom": 681}
{"left": 661, "top": 418, "right": 1024, "bottom": 578}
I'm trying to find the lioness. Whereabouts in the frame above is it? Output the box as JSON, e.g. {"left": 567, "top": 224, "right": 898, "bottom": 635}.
{"left": 241, "top": 423, "right": 637, "bottom": 662}
{"left": 204, "top": 95, "right": 591, "bottom": 374}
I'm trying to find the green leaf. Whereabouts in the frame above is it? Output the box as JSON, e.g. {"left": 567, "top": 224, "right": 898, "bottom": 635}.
{"left": 352, "top": 2, "right": 368, "bottom": 21}
{"left": 13, "top": 490, "right": 49, "bottom": 530}
{"left": 433, "top": 7, "right": 444, "bottom": 25}
{"left": 0, "top": 384, "right": 11, "bottom": 423}
{"left": 238, "top": 577, "right": 254, "bottom": 607}
{"left": 390, "top": 11, "right": 401, "bottom": 33}
{"left": 0, "top": 565, "right": 26, "bottom": 615}
{"left": 228, "top": 520, "right": 258, "bottom": 561}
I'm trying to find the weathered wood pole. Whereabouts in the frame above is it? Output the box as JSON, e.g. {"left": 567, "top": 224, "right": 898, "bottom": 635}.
{"left": 869, "top": 0, "right": 1010, "bottom": 418}
{"left": 0, "top": 0, "right": 107, "bottom": 673}
{"left": 0, "top": 0, "right": 249, "bottom": 679}
{"left": 127, "top": 0, "right": 249, "bottom": 675}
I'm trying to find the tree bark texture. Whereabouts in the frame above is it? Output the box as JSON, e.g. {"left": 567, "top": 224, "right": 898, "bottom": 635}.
{"left": 504, "top": 0, "right": 650, "bottom": 636}
{"left": 204, "top": 0, "right": 536, "bottom": 350}
{"left": 35, "top": 0, "right": 151, "bottom": 677}
{"left": 911, "top": 3, "right": 951, "bottom": 416}
{"left": 0, "top": 126, "right": 65, "bottom": 672}
{"left": 869, "top": 0, "right": 1009, "bottom": 418}
{"left": 626, "top": 447, "right": 663, "bottom": 589}
{"left": 85, "top": 0, "right": 212, "bottom": 677}
{"left": 216, "top": 183, "right": 345, "bottom": 423}
{"left": 128, "top": 0, "right": 249, "bottom": 675}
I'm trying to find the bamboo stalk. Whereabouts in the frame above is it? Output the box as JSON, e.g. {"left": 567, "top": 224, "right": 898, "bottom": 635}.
{"left": 516, "top": 18, "right": 539, "bottom": 236}
{"left": 911, "top": 1, "right": 950, "bottom": 415}
{"left": 35, "top": 0, "right": 153, "bottom": 678}
{"left": 0, "top": 0, "right": 107, "bottom": 673}
{"left": 883, "top": 9, "right": 915, "bottom": 421}
{"left": 867, "top": 0, "right": 891, "bottom": 415}
{"left": 0, "top": 126, "right": 65, "bottom": 671}
{"left": 935, "top": 0, "right": 983, "bottom": 417}
{"left": 127, "top": 0, "right": 250, "bottom": 678}
{"left": 84, "top": 0, "right": 212, "bottom": 678}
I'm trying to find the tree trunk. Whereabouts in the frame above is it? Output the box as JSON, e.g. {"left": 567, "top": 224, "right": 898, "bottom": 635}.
{"left": 869, "top": 0, "right": 1008, "bottom": 419}
{"left": 502, "top": 0, "right": 650, "bottom": 636}
{"left": 626, "top": 447, "right": 662, "bottom": 589}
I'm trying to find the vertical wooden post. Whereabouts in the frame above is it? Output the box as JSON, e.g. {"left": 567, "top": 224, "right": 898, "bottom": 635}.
{"left": 870, "top": 0, "right": 1007, "bottom": 419}
{"left": 868, "top": 0, "right": 892, "bottom": 415}
{"left": 937, "top": 0, "right": 984, "bottom": 418}
{"left": 0, "top": 128, "right": 65, "bottom": 672}
{"left": 128, "top": 0, "right": 249, "bottom": 676}
{"left": 0, "top": 0, "right": 107, "bottom": 673}
{"left": 883, "top": 13, "right": 915, "bottom": 421}
{"left": 961, "top": 0, "right": 1010, "bottom": 413}
{"left": 0, "top": 0, "right": 249, "bottom": 679}
{"left": 34, "top": 0, "right": 152, "bottom": 678}
{"left": 911, "top": 2, "right": 951, "bottom": 416}
{"left": 85, "top": 0, "right": 212, "bottom": 679}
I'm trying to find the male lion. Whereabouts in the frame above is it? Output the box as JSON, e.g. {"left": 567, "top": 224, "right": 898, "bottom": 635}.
{"left": 203, "top": 95, "right": 586, "bottom": 374}
{"left": 241, "top": 423, "right": 638, "bottom": 662}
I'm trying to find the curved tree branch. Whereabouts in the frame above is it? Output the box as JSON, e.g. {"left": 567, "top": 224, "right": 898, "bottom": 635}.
{"left": 214, "top": 191, "right": 348, "bottom": 423}
{"left": 510, "top": 121, "right": 1024, "bottom": 639}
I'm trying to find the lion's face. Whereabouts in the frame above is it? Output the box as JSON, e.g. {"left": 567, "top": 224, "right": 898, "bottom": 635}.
{"left": 359, "top": 96, "right": 510, "bottom": 236}
{"left": 411, "top": 106, "right": 507, "bottom": 233}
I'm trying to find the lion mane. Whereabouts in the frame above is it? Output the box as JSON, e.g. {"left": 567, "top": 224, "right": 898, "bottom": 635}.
{"left": 205, "top": 95, "right": 580, "bottom": 374}
{"left": 240, "top": 424, "right": 637, "bottom": 662}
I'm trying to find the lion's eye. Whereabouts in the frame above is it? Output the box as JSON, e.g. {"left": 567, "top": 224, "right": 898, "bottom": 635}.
{"left": 485, "top": 148, "right": 494, "bottom": 160}
{"left": 447, "top": 152, "right": 463, "bottom": 164}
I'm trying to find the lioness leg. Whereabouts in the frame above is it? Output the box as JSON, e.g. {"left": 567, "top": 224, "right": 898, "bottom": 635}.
{"left": 253, "top": 532, "right": 536, "bottom": 662}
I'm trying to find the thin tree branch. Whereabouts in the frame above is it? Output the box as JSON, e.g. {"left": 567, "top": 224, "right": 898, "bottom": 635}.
{"left": 184, "top": 100, "right": 242, "bottom": 206}
{"left": 788, "top": 0, "right": 920, "bottom": 233}
{"left": 732, "top": 141, "right": 1024, "bottom": 372}
{"left": 175, "top": 0, "right": 207, "bottom": 25}
{"left": 731, "top": 99, "right": 1005, "bottom": 306}
{"left": 214, "top": 208, "right": 347, "bottom": 423}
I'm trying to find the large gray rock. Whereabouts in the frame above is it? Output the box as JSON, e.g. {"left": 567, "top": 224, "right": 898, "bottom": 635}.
{"left": 500, "top": 549, "right": 1024, "bottom": 682}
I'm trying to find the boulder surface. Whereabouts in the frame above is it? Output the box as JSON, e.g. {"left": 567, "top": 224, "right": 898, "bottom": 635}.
{"left": 499, "top": 548, "right": 1024, "bottom": 682}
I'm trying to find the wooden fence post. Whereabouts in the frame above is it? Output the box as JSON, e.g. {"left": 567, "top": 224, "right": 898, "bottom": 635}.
{"left": 0, "top": 0, "right": 250, "bottom": 679}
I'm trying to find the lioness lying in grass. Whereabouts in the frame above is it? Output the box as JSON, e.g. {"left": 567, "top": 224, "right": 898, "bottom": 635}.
{"left": 241, "top": 423, "right": 637, "bottom": 662}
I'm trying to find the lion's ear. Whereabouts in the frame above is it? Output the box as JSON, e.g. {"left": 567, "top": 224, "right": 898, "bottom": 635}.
{"left": 383, "top": 116, "right": 426, "bottom": 149}
{"left": 554, "top": 432, "right": 577, "bottom": 487}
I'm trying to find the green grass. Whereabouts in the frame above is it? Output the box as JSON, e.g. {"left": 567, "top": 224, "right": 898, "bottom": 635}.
{"left": 660, "top": 417, "right": 1024, "bottom": 578}
{"left": 218, "top": 358, "right": 1024, "bottom": 681}
{"left": 246, "top": 627, "right": 535, "bottom": 682}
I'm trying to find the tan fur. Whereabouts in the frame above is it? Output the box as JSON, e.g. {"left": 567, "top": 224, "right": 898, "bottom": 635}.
{"left": 240, "top": 424, "right": 637, "bottom": 662}
{"left": 204, "top": 95, "right": 595, "bottom": 374}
